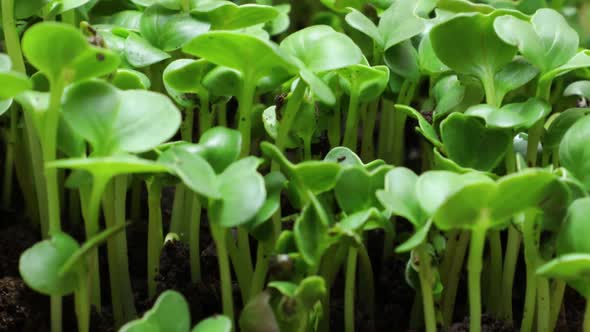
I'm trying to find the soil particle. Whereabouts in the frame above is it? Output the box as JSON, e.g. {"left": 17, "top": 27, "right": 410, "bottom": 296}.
{"left": 0, "top": 276, "right": 47, "bottom": 332}
{"left": 0, "top": 224, "right": 39, "bottom": 278}
{"left": 446, "top": 314, "right": 517, "bottom": 332}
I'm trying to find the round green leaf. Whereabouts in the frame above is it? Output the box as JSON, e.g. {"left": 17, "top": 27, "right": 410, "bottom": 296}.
{"left": 210, "top": 157, "right": 266, "bottom": 227}
{"left": 544, "top": 108, "right": 590, "bottom": 149}
{"left": 564, "top": 81, "right": 590, "bottom": 99}
{"left": 19, "top": 233, "right": 80, "bottom": 296}
{"left": 430, "top": 12, "right": 517, "bottom": 84}
{"left": 0, "top": 71, "right": 32, "bottom": 99}
{"left": 124, "top": 33, "right": 171, "bottom": 68}
{"left": 494, "top": 59, "right": 539, "bottom": 102}
{"left": 494, "top": 9, "right": 579, "bottom": 73}
{"left": 324, "top": 147, "right": 363, "bottom": 167}
{"left": 294, "top": 203, "right": 330, "bottom": 266}
{"left": 163, "top": 59, "right": 212, "bottom": 94}
{"left": 141, "top": 5, "right": 210, "bottom": 51}
{"left": 183, "top": 31, "right": 297, "bottom": 83}
{"left": 112, "top": 69, "right": 151, "bottom": 90}
{"left": 465, "top": 98, "right": 551, "bottom": 129}
{"left": 334, "top": 167, "right": 372, "bottom": 214}
{"left": 158, "top": 144, "right": 221, "bottom": 199}
{"left": 433, "top": 182, "right": 497, "bottom": 230}
{"left": 378, "top": 0, "right": 425, "bottom": 51}
{"left": 558, "top": 197, "right": 590, "bottom": 255}
{"left": 121, "top": 290, "right": 190, "bottom": 332}
{"left": 22, "top": 22, "right": 119, "bottom": 82}
{"left": 198, "top": 127, "right": 242, "bottom": 173}
{"left": 192, "top": 2, "right": 278, "bottom": 30}
{"left": 280, "top": 25, "right": 363, "bottom": 73}
{"left": 62, "top": 80, "right": 121, "bottom": 153}
{"left": 560, "top": 116, "right": 590, "bottom": 191}
{"left": 441, "top": 113, "right": 511, "bottom": 171}
{"left": 536, "top": 254, "right": 590, "bottom": 298}
{"left": 376, "top": 167, "right": 426, "bottom": 226}
{"left": 115, "top": 90, "right": 181, "bottom": 153}
{"left": 192, "top": 315, "right": 232, "bottom": 332}
{"left": 416, "top": 170, "right": 492, "bottom": 216}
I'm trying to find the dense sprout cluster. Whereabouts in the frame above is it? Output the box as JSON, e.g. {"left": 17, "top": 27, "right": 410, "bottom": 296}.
{"left": 1, "top": 0, "right": 590, "bottom": 332}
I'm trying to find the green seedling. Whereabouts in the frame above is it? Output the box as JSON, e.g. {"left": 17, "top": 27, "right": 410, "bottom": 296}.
{"left": 120, "top": 290, "right": 232, "bottom": 332}
{"left": 20, "top": 224, "right": 127, "bottom": 332}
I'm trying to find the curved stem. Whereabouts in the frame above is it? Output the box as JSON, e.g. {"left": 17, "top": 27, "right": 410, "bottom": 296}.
{"left": 275, "top": 79, "right": 307, "bottom": 154}
{"left": 147, "top": 180, "right": 163, "bottom": 298}
{"left": 189, "top": 193, "right": 202, "bottom": 283}
{"left": 344, "top": 247, "right": 358, "bottom": 332}
{"left": 357, "top": 245, "right": 375, "bottom": 329}
{"left": 488, "top": 230, "right": 503, "bottom": 315}
{"left": 501, "top": 225, "right": 521, "bottom": 321}
{"left": 549, "top": 280, "right": 566, "bottom": 331}
{"left": 521, "top": 212, "right": 539, "bottom": 332}
{"left": 75, "top": 272, "right": 90, "bottom": 332}
{"left": 468, "top": 227, "right": 487, "bottom": 332}
{"left": 237, "top": 82, "right": 257, "bottom": 157}
{"left": 536, "top": 276, "right": 550, "bottom": 332}
{"left": 417, "top": 245, "right": 437, "bottom": 332}
{"left": 85, "top": 177, "right": 109, "bottom": 311}
{"left": 249, "top": 242, "right": 269, "bottom": 300}
{"left": 361, "top": 100, "right": 379, "bottom": 161}
{"left": 343, "top": 93, "right": 361, "bottom": 151}
{"left": 199, "top": 93, "right": 211, "bottom": 135}
{"left": 442, "top": 231, "right": 470, "bottom": 326}
{"left": 210, "top": 223, "right": 235, "bottom": 322}
{"left": 440, "top": 230, "right": 459, "bottom": 285}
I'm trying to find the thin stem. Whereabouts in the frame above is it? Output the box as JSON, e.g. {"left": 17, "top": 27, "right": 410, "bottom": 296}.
{"left": 536, "top": 276, "right": 550, "bottom": 332}
{"left": 210, "top": 222, "right": 235, "bottom": 322}
{"left": 501, "top": 225, "right": 521, "bottom": 321}
{"left": 440, "top": 230, "right": 459, "bottom": 285}
{"left": 549, "top": 280, "right": 566, "bottom": 331}
{"left": 482, "top": 73, "right": 500, "bottom": 107}
{"left": 521, "top": 212, "right": 539, "bottom": 332}
{"left": 361, "top": 100, "right": 379, "bottom": 161}
{"left": 357, "top": 245, "right": 375, "bottom": 329}
{"left": 527, "top": 79, "right": 552, "bottom": 167}
{"left": 216, "top": 102, "right": 228, "bottom": 127}
{"left": 189, "top": 193, "right": 202, "bottom": 283}
{"left": 2, "top": 105, "right": 17, "bottom": 208}
{"left": 488, "top": 230, "right": 503, "bottom": 315}
{"left": 328, "top": 97, "right": 342, "bottom": 148}
{"left": 343, "top": 93, "right": 361, "bottom": 151}
{"left": 344, "top": 246, "right": 358, "bottom": 332}
{"left": 237, "top": 227, "right": 253, "bottom": 281}
{"left": 1, "top": 0, "right": 26, "bottom": 73}
{"left": 237, "top": 82, "right": 257, "bottom": 157}
{"left": 417, "top": 245, "right": 437, "bottom": 332}
{"left": 199, "top": 93, "right": 211, "bottom": 135}
{"left": 249, "top": 242, "right": 269, "bottom": 300}
{"left": 275, "top": 79, "right": 307, "bottom": 154}
{"left": 442, "top": 231, "right": 470, "bottom": 326}
{"left": 468, "top": 227, "right": 487, "bottom": 332}
{"left": 147, "top": 180, "right": 163, "bottom": 298}
{"left": 85, "top": 177, "right": 109, "bottom": 311}
{"left": 227, "top": 230, "right": 252, "bottom": 304}
{"left": 74, "top": 272, "right": 90, "bottom": 332}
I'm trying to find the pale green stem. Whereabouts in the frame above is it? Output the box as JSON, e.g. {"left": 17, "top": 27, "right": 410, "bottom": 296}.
{"left": 210, "top": 223, "right": 235, "bottom": 322}
{"left": 189, "top": 193, "right": 202, "bottom": 283}
{"left": 501, "top": 225, "right": 521, "bottom": 321}
{"left": 536, "top": 276, "right": 550, "bottom": 332}
{"left": 468, "top": 227, "right": 487, "bottom": 332}
{"left": 147, "top": 180, "right": 163, "bottom": 298}
{"left": 344, "top": 247, "right": 358, "bottom": 332}
{"left": 417, "top": 245, "right": 437, "bottom": 332}
{"left": 488, "top": 230, "right": 503, "bottom": 315}
{"left": 442, "top": 231, "right": 470, "bottom": 326}
{"left": 549, "top": 280, "right": 566, "bottom": 331}
{"left": 237, "top": 82, "right": 257, "bottom": 157}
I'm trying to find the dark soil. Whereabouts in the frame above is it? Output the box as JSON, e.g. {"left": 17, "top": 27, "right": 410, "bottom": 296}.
{"left": 446, "top": 314, "right": 517, "bottom": 332}
{"left": 0, "top": 276, "right": 48, "bottom": 332}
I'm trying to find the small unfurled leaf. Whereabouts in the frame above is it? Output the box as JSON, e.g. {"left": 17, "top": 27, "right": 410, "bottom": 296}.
{"left": 294, "top": 203, "right": 330, "bottom": 266}
{"left": 334, "top": 167, "right": 372, "bottom": 214}
{"left": 494, "top": 59, "right": 539, "bottom": 102}
{"left": 396, "top": 104, "right": 442, "bottom": 148}
{"left": 239, "top": 292, "right": 280, "bottom": 332}
{"left": 433, "top": 75, "right": 465, "bottom": 118}
{"left": 441, "top": 113, "right": 511, "bottom": 171}
{"left": 112, "top": 69, "right": 151, "bottom": 90}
